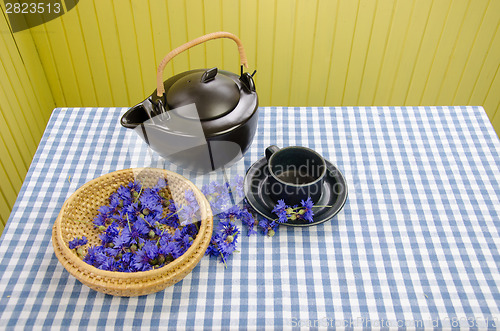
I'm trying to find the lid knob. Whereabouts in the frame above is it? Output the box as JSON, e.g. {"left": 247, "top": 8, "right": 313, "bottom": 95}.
{"left": 200, "top": 67, "right": 218, "bottom": 83}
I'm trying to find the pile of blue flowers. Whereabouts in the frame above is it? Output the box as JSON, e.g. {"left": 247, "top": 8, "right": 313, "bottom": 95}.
{"left": 68, "top": 178, "right": 201, "bottom": 272}
{"left": 69, "top": 175, "right": 321, "bottom": 270}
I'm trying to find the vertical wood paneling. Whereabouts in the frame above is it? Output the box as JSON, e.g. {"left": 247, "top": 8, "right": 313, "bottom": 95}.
{"left": 307, "top": 0, "right": 338, "bottom": 105}
{"left": 0, "top": 3, "right": 55, "bottom": 231}
{"left": 342, "top": 0, "right": 377, "bottom": 106}
{"left": 59, "top": 3, "right": 97, "bottom": 105}
{"left": 186, "top": 0, "right": 206, "bottom": 70}
{"left": 203, "top": 0, "right": 223, "bottom": 69}
{"left": 239, "top": 0, "right": 258, "bottom": 72}
{"left": 288, "top": 0, "right": 318, "bottom": 106}
{"left": 150, "top": 0, "right": 174, "bottom": 79}
{"left": 374, "top": 0, "right": 415, "bottom": 105}
{"left": 404, "top": 0, "right": 452, "bottom": 105}
{"left": 0, "top": 135, "right": 23, "bottom": 197}
{"left": 324, "top": 0, "right": 359, "bottom": 105}
{"left": 166, "top": 0, "right": 190, "bottom": 74}
{"left": 1, "top": 0, "right": 500, "bottom": 233}
{"left": 0, "top": 109, "right": 28, "bottom": 174}
{"left": 468, "top": 24, "right": 500, "bottom": 120}
{"left": 0, "top": 23, "right": 45, "bottom": 135}
{"left": 389, "top": 0, "right": 432, "bottom": 106}
{"left": 113, "top": 0, "right": 145, "bottom": 104}
{"left": 0, "top": 190, "right": 10, "bottom": 230}
{"left": 357, "top": 0, "right": 395, "bottom": 105}
{"left": 452, "top": 0, "right": 500, "bottom": 105}
{"left": 75, "top": 0, "right": 114, "bottom": 105}
{"left": 270, "top": 0, "right": 296, "bottom": 105}
{"left": 94, "top": 0, "right": 131, "bottom": 106}
{"left": 492, "top": 106, "right": 500, "bottom": 137}
{"left": 433, "top": 0, "right": 488, "bottom": 105}
{"left": 221, "top": 0, "right": 240, "bottom": 72}
{"left": 130, "top": 0, "right": 157, "bottom": 96}
{"left": 255, "top": 0, "right": 276, "bottom": 106}
{"left": 482, "top": 64, "right": 500, "bottom": 122}
{"left": 419, "top": 0, "right": 469, "bottom": 105}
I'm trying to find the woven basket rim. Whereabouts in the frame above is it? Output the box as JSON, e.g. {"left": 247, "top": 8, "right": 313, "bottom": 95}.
{"left": 53, "top": 167, "right": 212, "bottom": 280}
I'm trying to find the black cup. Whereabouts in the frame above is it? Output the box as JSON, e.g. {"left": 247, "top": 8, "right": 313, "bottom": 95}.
{"left": 265, "top": 145, "right": 326, "bottom": 205}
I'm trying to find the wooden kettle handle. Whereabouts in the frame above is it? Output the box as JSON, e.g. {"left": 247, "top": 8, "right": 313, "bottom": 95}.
{"left": 156, "top": 31, "right": 249, "bottom": 97}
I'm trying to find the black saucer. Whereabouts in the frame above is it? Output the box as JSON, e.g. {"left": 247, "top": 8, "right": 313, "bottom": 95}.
{"left": 244, "top": 157, "right": 348, "bottom": 227}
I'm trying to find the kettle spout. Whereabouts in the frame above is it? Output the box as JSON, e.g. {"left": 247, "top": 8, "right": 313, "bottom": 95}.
{"left": 120, "top": 98, "right": 157, "bottom": 129}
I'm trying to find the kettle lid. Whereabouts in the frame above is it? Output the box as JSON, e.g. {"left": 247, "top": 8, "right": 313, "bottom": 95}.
{"left": 166, "top": 67, "right": 240, "bottom": 121}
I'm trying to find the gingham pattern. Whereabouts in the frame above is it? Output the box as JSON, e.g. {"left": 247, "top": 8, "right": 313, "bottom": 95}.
{"left": 0, "top": 106, "right": 499, "bottom": 329}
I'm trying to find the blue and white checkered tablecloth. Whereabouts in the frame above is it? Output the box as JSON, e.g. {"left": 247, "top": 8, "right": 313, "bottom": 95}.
{"left": 0, "top": 106, "right": 499, "bottom": 329}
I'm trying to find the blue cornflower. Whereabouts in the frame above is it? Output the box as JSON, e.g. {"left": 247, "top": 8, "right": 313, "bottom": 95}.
{"left": 259, "top": 218, "right": 278, "bottom": 237}
{"left": 109, "top": 192, "right": 122, "bottom": 210}
{"left": 272, "top": 199, "right": 286, "bottom": 214}
{"left": 78, "top": 179, "right": 201, "bottom": 272}
{"left": 177, "top": 192, "right": 200, "bottom": 225}
{"left": 161, "top": 240, "right": 182, "bottom": 259}
{"left": 240, "top": 208, "right": 258, "bottom": 236}
{"left": 271, "top": 199, "right": 289, "bottom": 224}
{"left": 219, "top": 205, "right": 243, "bottom": 221}
{"left": 99, "top": 222, "right": 120, "bottom": 245}
{"left": 120, "top": 225, "right": 145, "bottom": 247}
{"left": 83, "top": 245, "right": 102, "bottom": 266}
{"left": 161, "top": 211, "right": 180, "bottom": 228}
{"left": 184, "top": 190, "right": 197, "bottom": 206}
{"left": 205, "top": 219, "right": 240, "bottom": 264}
{"left": 299, "top": 197, "right": 314, "bottom": 223}
{"left": 133, "top": 219, "right": 151, "bottom": 236}
{"left": 117, "top": 185, "right": 132, "bottom": 203}
{"left": 231, "top": 175, "right": 245, "bottom": 198}
{"left": 98, "top": 254, "right": 116, "bottom": 271}
{"left": 68, "top": 236, "right": 88, "bottom": 249}
{"left": 127, "top": 181, "right": 142, "bottom": 194}
{"left": 139, "top": 188, "right": 162, "bottom": 214}
{"left": 154, "top": 177, "right": 168, "bottom": 190}
{"left": 132, "top": 248, "right": 153, "bottom": 271}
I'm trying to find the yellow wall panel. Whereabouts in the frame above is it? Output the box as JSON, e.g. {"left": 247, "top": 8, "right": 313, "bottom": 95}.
{"left": 271, "top": 0, "right": 297, "bottom": 105}
{"left": 389, "top": 0, "right": 432, "bottom": 106}
{"left": 324, "top": 0, "right": 359, "bottom": 106}
{"left": 434, "top": 0, "right": 488, "bottom": 106}
{"left": 0, "top": 23, "right": 45, "bottom": 135}
{"left": 419, "top": 0, "right": 469, "bottom": 106}
{"left": 405, "top": 1, "right": 452, "bottom": 105}
{"left": 493, "top": 106, "right": 500, "bottom": 137}
{"left": 1, "top": 0, "right": 500, "bottom": 234}
{"left": 239, "top": 0, "right": 258, "bottom": 72}
{"left": 468, "top": 24, "right": 500, "bottom": 120}
{"left": 289, "top": 0, "right": 318, "bottom": 106}
{"left": 357, "top": 0, "right": 395, "bottom": 105}
{"left": 76, "top": 0, "right": 114, "bottom": 105}
{"left": 113, "top": 0, "right": 145, "bottom": 104}
{"left": 307, "top": 0, "right": 338, "bottom": 105}
{"left": 0, "top": 109, "right": 28, "bottom": 175}
{"left": 342, "top": 0, "right": 377, "bottom": 106}
{"left": 0, "top": 140, "right": 21, "bottom": 208}
{"left": 165, "top": 1, "right": 190, "bottom": 76}
{"left": 131, "top": 0, "right": 158, "bottom": 97}
{"left": 94, "top": 0, "right": 130, "bottom": 106}
{"left": 150, "top": 0, "right": 174, "bottom": 79}
{"left": 186, "top": 0, "right": 207, "bottom": 70}
{"left": 0, "top": 190, "right": 10, "bottom": 229}
{"left": 203, "top": 0, "right": 223, "bottom": 69}
{"left": 453, "top": 0, "right": 500, "bottom": 105}
{"left": 255, "top": 0, "right": 276, "bottom": 106}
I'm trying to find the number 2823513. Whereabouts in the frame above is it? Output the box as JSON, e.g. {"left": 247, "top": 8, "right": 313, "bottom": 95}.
{"left": 5, "top": 2, "right": 62, "bottom": 14}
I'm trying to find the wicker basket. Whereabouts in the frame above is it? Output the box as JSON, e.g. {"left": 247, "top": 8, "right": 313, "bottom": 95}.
{"left": 52, "top": 168, "right": 213, "bottom": 296}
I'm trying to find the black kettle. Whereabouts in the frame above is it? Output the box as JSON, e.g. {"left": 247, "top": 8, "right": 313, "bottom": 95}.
{"left": 121, "top": 32, "right": 258, "bottom": 172}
